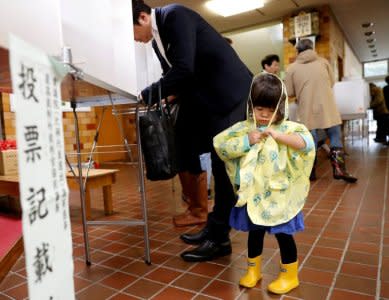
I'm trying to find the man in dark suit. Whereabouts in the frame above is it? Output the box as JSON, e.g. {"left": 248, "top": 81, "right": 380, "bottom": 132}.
{"left": 132, "top": 0, "right": 252, "bottom": 262}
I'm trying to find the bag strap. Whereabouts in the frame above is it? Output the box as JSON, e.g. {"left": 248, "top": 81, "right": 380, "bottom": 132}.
{"left": 157, "top": 83, "right": 174, "bottom": 122}
{"left": 146, "top": 82, "right": 173, "bottom": 122}
{"left": 146, "top": 82, "right": 163, "bottom": 111}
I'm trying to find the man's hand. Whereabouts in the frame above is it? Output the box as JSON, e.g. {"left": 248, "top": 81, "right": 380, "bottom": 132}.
{"left": 137, "top": 93, "right": 144, "bottom": 104}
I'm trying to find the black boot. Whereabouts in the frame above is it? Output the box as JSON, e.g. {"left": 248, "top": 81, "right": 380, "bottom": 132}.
{"left": 330, "top": 148, "right": 357, "bottom": 183}
{"left": 180, "top": 239, "right": 232, "bottom": 262}
{"left": 180, "top": 227, "right": 209, "bottom": 245}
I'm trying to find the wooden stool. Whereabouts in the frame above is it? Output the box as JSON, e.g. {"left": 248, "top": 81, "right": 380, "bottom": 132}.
{"left": 66, "top": 169, "right": 119, "bottom": 219}
{"left": 0, "top": 168, "right": 119, "bottom": 220}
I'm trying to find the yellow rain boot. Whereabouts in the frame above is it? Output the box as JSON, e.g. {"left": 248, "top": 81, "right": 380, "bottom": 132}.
{"left": 268, "top": 261, "right": 299, "bottom": 294}
{"left": 239, "top": 256, "right": 262, "bottom": 288}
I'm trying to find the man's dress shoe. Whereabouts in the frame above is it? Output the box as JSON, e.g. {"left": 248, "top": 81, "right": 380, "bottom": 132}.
{"left": 180, "top": 227, "right": 209, "bottom": 245}
{"left": 180, "top": 239, "right": 232, "bottom": 262}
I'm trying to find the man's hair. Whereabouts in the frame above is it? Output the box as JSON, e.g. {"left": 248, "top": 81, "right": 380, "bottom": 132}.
{"left": 296, "top": 39, "right": 313, "bottom": 53}
{"left": 250, "top": 73, "right": 286, "bottom": 122}
{"left": 132, "top": 0, "right": 151, "bottom": 25}
{"left": 386, "top": 75, "right": 389, "bottom": 84}
{"left": 261, "top": 54, "right": 279, "bottom": 69}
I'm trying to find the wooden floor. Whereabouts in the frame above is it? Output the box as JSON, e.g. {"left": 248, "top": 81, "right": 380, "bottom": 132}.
{"left": 0, "top": 133, "right": 388, "bottom": 300}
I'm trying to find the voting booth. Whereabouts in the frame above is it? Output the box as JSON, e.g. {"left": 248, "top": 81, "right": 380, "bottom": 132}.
{"left": 333, "top": 79, "right": 371, "bottom": 145}
{"left": 0, "top": 0, "right": 139, "bottom": 95}
{"left": 333, "top": 79, "right": 370, "bottom": 117}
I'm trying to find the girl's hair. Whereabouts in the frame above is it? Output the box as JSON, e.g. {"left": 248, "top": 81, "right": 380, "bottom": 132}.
{"left": 250, "top": 73, "right": 286, "bottom": 123}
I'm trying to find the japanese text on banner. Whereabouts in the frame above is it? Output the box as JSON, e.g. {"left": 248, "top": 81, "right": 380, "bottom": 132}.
{"left": 9, "top": 34, "right": 75, "bottom": 300}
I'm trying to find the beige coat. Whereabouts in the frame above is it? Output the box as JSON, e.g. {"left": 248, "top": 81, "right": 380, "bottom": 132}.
{"left": 284, "top": 49, "right": 342, "bottom": 130}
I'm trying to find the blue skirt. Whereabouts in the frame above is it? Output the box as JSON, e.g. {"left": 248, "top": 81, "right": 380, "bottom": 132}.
{"left": 230, "top": 205, "right": 304, "bottom": 235}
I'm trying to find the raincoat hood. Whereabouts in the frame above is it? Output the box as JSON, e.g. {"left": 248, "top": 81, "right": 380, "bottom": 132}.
{"left": 247, "top": 72, "right": 289, "bottom": 129}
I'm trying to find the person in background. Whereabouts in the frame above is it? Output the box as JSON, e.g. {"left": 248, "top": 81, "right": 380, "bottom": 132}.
{"left": 285, "top": 39, "right": 357, "bottom": 183}
{"left": 132, "top": 0, "right": 252, "bottom": 262}
{"left": 369, "top": 83, "right": 389, "bottom": 144}
{"left": 383, "top": 75, "right": 389, "bottom": 115}
{"left": 214, "top": 73, "right": 315, "bottom": 294}
{"left": 261, "top": 54, "right": 280, "bottom": 75}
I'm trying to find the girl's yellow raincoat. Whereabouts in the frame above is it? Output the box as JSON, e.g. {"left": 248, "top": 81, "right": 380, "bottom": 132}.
{"left": 213, "top": 118, "right": 315, "bottom": 227}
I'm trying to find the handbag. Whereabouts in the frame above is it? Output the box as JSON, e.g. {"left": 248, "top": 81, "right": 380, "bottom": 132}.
{"left": 139, "top": 84, "right": 178, "bottom": 181}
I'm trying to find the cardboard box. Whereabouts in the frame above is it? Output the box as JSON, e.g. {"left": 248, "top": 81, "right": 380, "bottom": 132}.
{"left": 0, "top": 150, "right": 18, "bottom": 175}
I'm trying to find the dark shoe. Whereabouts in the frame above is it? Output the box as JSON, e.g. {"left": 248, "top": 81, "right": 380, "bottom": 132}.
{"left": 309, "top": 157, "right": 317, "bottom": 181}
{"left": 180, "top": 240, "right": 232, "bottom": 262}
{"left": 309, "top": 170, "right": 316, "bottom": 181}
{"left": 374, "top": 137, "right": 387, "bottom": 144}
{"left": 180, "top": 227, "right": 209, "bottom": 245}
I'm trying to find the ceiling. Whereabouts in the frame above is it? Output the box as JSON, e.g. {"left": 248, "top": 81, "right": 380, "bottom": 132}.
{"left": 145, "top": 0, "right": 389, "bottom": 63}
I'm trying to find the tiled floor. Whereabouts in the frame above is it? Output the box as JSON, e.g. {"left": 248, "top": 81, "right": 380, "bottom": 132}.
{"left": 0, "top": 134, "right": 388, "bottom": 299}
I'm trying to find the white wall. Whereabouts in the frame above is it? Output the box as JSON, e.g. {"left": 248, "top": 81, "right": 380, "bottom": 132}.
{"left": 343, "top": 42, "right": 362, "bottom": 80}
{"left": 224, "top": 23, "right": 283, "bottom": 76}
{"left": 134, "top": 43, "right": 162, "bottom": 93}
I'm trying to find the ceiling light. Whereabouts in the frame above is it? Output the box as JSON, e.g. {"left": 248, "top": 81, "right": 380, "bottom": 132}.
{"left": 372, "top": 54, "right": 378, "bottom": 57}
{"left": 366, "top": 38, "right": 376, "bottom": 43}
{"left": 205, "top": 0, "right": 264, "bottom": 17}
{"left": 361, "top": 22, "right": 374, "bottom": 28}
{"left": 368, "top": 44, "right": 375, "bottom": 49}
{"left": 371, "top": 49, "right": 377, "bottom": 52}
{"left": 364, "top": 31, "right": 375, "bottom": 36}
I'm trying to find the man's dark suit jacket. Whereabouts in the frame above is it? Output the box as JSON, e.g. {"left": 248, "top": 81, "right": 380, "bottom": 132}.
{"left": 142, "top": 4, "right": 252, "bottom": 163}
{"left": 141, "top": 4, "right": 252, "bottom": 119}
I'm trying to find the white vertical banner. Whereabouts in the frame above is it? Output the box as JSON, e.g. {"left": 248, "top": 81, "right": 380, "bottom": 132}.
{"left": 9, "top": 34, "right": 75, "bottom": 300}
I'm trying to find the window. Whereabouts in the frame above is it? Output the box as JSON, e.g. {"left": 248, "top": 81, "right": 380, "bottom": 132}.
{"left": 364, "top": 60, "right": 388, "bottom": 77}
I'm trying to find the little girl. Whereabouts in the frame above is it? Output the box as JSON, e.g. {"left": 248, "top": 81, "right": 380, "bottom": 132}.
{"left": 213, "top": 73, "right": 315, "bottom": 294}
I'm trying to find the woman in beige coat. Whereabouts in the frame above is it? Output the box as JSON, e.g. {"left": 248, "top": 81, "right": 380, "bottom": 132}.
{"left": 285, "top": 39, "right": 357, "bottom": 183}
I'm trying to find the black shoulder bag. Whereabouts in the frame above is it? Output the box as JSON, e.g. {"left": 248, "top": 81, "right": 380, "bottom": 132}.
{"left": 139, "top": 84, "right": 178, "bottom": 181}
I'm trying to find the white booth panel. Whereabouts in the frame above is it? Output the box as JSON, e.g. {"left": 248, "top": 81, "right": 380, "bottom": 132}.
{"left": 60, "top": 0, "right": 137, "bottom": 94}
{"left": 135, "top": 42, "right": 162, "bottom": 92}
{"left": 0, "top": 0, "right": 62, "bottom": 55}
{"left": 334, "top": 79, "right": 370, "bottom": 115}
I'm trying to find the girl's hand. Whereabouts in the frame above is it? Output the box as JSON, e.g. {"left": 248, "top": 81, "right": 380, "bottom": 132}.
{"left": 248, "top": 130, "right": 265, "bottom": 145}
{"left": 263, "top": 128, "right": 280, "bottom": 141}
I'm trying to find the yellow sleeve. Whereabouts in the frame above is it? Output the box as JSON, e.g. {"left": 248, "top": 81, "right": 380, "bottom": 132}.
{"left": 213, "top": 121, "right": 252, "bottom": 162}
